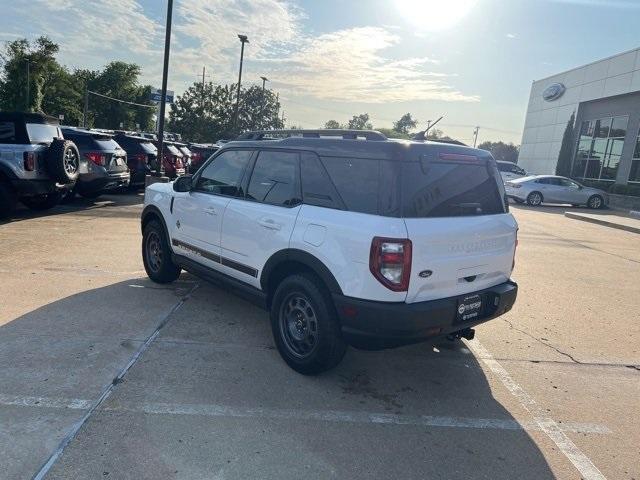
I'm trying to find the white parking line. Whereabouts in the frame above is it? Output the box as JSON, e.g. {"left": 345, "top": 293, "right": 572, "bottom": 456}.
{"left": 0, "top": 393, "right": 610, "bottom": 435}
{"left": 467, "top": 338, "right": 606, "bottom": 480}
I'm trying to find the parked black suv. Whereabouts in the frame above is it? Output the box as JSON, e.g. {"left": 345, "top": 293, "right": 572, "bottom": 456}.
{"left": 0, "top": 112, "right": 79, "bottom": 218}
{"left": 61, "top": 128, "right": 130, "bottom": 199}
{"left": 113, "top": 132, "right": 158, "bottom": 187}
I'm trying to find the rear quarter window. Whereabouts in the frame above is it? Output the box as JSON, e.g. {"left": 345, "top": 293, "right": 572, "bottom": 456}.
{"left": 401, "top": 159, "right": 505, "bottom": 217}
{"left": 0, "top": 121, "right": 16, "bottom": 144}
{"left": 320, "top": 156, "right": 379, "bottom": 215}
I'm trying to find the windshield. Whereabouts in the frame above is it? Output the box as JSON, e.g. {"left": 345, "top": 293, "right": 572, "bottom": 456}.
{"left": 26, "top": 123, "right": 61, "bottom": 143}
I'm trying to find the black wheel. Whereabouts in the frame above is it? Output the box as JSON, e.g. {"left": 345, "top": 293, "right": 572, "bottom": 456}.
{"left": 0, "top": 180, "right": 17, "bottom": 219}
{"left": 270, "top": 273, "right": 347, "bottom": 375}
{"left": 142, "top": 220, "right": 181, "bottom": 283}
{"left": 46, "top": 139, "right": 80, "bottom": 184}
{"left": 526, "top": 191, "right": 543, "bottom": 206}
{"left": 20, "top": 192, "right": 62, "bottom": 211}
{"left": 587, "top": 195, "right": 604, "bottom": 209}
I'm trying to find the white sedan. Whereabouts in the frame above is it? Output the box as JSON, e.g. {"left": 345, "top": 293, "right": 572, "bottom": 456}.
{"left": 505, "top": 175, "right": 608, "bottom": 209}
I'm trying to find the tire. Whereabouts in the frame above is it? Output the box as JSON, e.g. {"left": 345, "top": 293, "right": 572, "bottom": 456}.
{"left": 270, "top": 273, "right": 347, "bottom": 375}
{"left": 587, "top": 195, "right": 604, "bottom": 210}
{"left": 0, "top": 180, "right": 17, "bottom": 219}
{"left": 46, "top": 139, "right": 80, "bottom": 184}
{"left": 142, "top": 219, "right": 181, "bottom": 283}
{"left": 526, "top": 191, "right": 543, "bottom": 206}
{"left": 20, "top": 192, "right": 62, "bottom": 211}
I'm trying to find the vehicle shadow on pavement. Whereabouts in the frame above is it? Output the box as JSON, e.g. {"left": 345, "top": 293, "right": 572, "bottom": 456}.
{"left": 510, "top": 202, "right": 604, "bottom": 216}
{"left": 0, "top": 276, "right": 559, "bottom": 480}
{"left": 1, "top": 190, "right": 144, "bottom": 225}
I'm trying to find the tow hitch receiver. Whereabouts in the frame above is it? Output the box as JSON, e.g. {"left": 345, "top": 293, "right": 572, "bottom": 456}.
{"left": 447, "top": 328, "right": 475, "bottom": 341}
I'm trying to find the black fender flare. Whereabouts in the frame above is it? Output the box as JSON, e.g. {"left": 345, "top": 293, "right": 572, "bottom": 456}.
{"left": 141, "top": 204, "right": 171, "bottom": 240}
{"left": 260, "top": 249, "right": 343, "bottom": 295}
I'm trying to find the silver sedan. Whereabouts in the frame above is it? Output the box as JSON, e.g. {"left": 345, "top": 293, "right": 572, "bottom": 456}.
{"left": 505, "top": 175, "right": 608, "bottom": 209}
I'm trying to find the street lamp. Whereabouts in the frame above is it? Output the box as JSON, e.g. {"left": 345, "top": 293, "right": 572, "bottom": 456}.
{"left": 232, "top": 34, "right": 249, "bottom": 133}
{"left": 260, "top": 76, "right": 268, "bottom": 129}
{"left": 153, "top": 0, "right": 174, "bottom": 180}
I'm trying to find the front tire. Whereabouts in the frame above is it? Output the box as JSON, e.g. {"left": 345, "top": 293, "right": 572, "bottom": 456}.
{"left": 270, "top": 273, "right": 347, "bottom": 375}
{"left": 142, "top": 220, "right": 181, "bottom": 283}
{"left": 20, "top": 192, "right": 62, "bottom": 211}
{"left": 526, "top": 191, "right": 543, "bottom": 206}
{"left": 587, "top": 195, "right": 604, "bottom": 209}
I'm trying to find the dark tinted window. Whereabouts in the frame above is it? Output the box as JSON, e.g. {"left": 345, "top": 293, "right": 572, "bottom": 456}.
{"left": 497, "top": 162, "right": 511, "bottom": 172}
{"left": 247, "top": 150, "right": 300, "bottom": 207}
{"left": 401, "top": 159, "right": 504, "bottom": 217}
{"left": 320, "top": 157, "right": 379, "bottom": 215}
{"left": 0, "top": 121, "right": 16, "bottom": 143}
{"left": 64, "top": 134, "right": 91, "bottom": 149}
{"left": 92, "top": 136, "right": 121, "bottom": 151}
{"left": 300, "top": 152, "right": 344, "bottom": 210}
{"left": 195, "top": 149, "right": 252, "bottom": 196}
{"left": 536, "top": 178, "right": 550, "bottom": 184}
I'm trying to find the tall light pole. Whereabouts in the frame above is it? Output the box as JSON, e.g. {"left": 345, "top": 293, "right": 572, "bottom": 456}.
{"left": 260, "top": 76, "right": 268, "bottom": 129}
{"left": 473, "top": 126, "right": 480, "bottom": 148}
{"left": 154, "top": 0, "right": 174, "bottom": 179}
{"left": 232, "top": 34, "right": 249, "bottom": 133}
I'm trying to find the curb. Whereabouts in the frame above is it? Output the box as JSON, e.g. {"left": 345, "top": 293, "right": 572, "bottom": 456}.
{"left": 565, "top": 212, "right": 640, "bottom": 234}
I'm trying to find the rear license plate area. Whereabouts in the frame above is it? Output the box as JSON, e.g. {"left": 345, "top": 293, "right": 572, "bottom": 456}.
{"left": 456, "top": 294, "right": 483, "bottom": 323}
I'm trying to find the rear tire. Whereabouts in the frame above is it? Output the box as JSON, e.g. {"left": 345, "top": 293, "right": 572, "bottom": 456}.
{"left": 0, "top": 180, "right": 17, "bottom": 219}
{"left": 270, "top": 273, "right": 347, "bottom": 375}
{"left": 142, "top": 219, "right": 181, "bottom": 283}
{"left": 46, "top": 139, "right": 80, "bottom": 184}
{"left": 526, "top": 191, "right": 543, "bottom": 206}
{"left": 587, "top": 195, "right": 604, "bottom": 209}
{"left": 20, "top": 192, "right": 62, "bottom": 211}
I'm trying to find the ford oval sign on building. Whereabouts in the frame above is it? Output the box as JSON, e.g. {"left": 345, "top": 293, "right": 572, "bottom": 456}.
{"left": 542, "top": 83, "right": 566, "bottom": 102}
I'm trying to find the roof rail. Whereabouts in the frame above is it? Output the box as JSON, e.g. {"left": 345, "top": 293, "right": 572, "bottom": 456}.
{"left": 235, "top": 129, "right": 387, "bottom": 141}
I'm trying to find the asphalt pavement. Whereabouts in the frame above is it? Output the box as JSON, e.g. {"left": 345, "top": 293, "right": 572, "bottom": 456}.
{"left": 0, "top": 195, "right": 638, "bottom": 480}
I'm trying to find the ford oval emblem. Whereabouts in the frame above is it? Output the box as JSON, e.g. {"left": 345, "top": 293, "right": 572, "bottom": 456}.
{"left": 542, "top": 83, "right": 566, "bottom": 102}
{"left": 419, "top": 270, "right": 433, "bottom": 278}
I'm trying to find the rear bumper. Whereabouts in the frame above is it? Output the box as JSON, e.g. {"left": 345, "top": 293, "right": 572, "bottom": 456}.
{"left": 77, "top": 172, "right": 130, "bottom": 193}
{"left": 334, "top": 280, "right": 518, "bottom": 349}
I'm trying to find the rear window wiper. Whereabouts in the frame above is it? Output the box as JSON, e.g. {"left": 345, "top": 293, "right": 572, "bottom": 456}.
{"left": 450, "top": 202, "right": 482, "bottom": 213}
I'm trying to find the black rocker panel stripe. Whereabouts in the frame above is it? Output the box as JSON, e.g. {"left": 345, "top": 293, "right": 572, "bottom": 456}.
{"left": 171, "top": 239, "right": 258, "bottom": 277}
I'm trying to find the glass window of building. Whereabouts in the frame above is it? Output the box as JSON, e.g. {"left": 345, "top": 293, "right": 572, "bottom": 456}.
{"left": 571, "top": 115, "right": 628, "bottom": 180}
{"left": 629, "top": 130, "right": 640, "bottom": 183}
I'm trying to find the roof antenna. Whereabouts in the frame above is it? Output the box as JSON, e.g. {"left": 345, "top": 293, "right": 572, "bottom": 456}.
{"left": 413, "top": 116, "right": 444, "bottom": 141}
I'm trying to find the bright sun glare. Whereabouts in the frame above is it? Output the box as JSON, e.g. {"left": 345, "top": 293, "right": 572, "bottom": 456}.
{"left": 395, "top": 0, "right": 478, "bottom": 31}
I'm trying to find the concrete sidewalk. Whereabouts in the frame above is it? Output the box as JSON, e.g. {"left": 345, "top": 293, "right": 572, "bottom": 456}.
{"left": 565, "top": 211, "right": 640, "bottom": 234}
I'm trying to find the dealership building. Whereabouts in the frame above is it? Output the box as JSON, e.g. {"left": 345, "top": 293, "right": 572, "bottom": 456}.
{"left": 518, "top": 47, "right": 640, "bottom": 190}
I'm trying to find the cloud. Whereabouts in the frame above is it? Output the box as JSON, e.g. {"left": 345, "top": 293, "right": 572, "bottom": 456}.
{"left": 506, "top": 33, "right": 517, "bottom": 39}
{"left": 266, "top": 27, "right": 479, "bottom": 103}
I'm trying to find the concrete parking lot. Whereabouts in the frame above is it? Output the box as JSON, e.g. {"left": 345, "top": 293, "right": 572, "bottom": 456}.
{"left": 1, "top": 194, "right": 638, "bottom": 480}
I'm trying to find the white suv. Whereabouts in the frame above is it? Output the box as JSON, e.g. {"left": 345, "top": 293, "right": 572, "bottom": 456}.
{"left": 141, "top": 130, "right": 518, "bottom": 374}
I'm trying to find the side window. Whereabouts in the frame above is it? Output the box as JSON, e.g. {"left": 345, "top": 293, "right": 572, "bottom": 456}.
{"left": 300, "top": 151, "right": 344, "bottom": 210}
{"left": 497, "top": 162, "right": 509, "bottom": 172}
{"left": 195, "top": 150, "right": 252, "bottom": 196}
{"left": 536, "top": 178, "right": 549, "bottom": 185}
{"left": 247, "top": 150, "right": 300, "bottom": 207}
{"left": 320, "top": 157, "right": 379, "bottom": 215}
{"left": 0, "top": 122, "right": 16, "bottom": 144}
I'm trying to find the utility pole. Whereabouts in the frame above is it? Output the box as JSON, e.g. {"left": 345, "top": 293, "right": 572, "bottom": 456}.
{"left": 260, "top": 76, "right": 268, "bottom": 129}
{"left": 154, "top": 0, "right": 174, "bottom": 179}
{"left": 232, "top": 35, "right": 249, "bottom": 133}
{"left": 83, "top": 83, "right": 89, "bottom": 128}
{"left": 25, "top": 61, "right": 30, "bottom": 111}
{"left": 425, "top": 120, "right": 432, "bottom": 138}
{"left": 473, "top": 126, "right": 480, "bottom": 148}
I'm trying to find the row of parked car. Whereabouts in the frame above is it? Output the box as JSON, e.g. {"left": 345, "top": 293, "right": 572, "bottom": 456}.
{"left": 0, "top": 111, "right": 220, "bottom": 218}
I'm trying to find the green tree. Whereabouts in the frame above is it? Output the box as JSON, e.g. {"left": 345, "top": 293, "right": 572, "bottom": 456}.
{"left": 169, "top": 82, "right": 284, "bottom": 142}
{"left": 347, "top": 113, "right": 372, "bottom": 130}
{"left": 556, "top": 112, "right": 576, "bottom": 176}
{"left": 324, "top": 119, "right": 341, "bottom": 129}
{"left": 376, "top": 127, "right": 410, "bottom": 139}
{"left": 393, "top": 113, "right": 418, "bottom": 135}
{"left": 477, "top": 140, "right": 519, "bottom": 163}
{"left": 0, "top": 36, "right": 61, "bottom": 112}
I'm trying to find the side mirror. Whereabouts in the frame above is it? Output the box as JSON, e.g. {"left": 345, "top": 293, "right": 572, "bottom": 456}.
{"left": 173, "top": 174, "right": 193, "bottom": 192}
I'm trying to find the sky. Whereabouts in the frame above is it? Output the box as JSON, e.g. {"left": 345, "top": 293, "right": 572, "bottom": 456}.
{"left": 1, "top": 0, "right": 639, "bottom": 144}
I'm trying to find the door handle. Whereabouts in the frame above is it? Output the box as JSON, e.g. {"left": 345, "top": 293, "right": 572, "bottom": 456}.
{"left": 259, "top": 218, "right": 281, "bottom": 230}
{"left": 204, "top": 207, "right": 217, "bottom": 216}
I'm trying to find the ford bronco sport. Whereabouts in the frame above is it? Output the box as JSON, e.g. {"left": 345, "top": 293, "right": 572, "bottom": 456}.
{"left": 0, "top": 112, "right": 80, "bottom": 218}
{"left": 141, "top": 129, "right": 518, "bottom": 374}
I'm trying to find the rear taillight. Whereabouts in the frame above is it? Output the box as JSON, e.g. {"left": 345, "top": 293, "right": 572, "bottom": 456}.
{"left": 23, "top": 151, "right": 36, "bottom": 171}
{"left": 134, "top": 153, "right": 147, "bottom": 165}
{"left": 85, "top": 152, "right": 106, "bottom": 166}
{"left": 369, "top": 237, "right": 412, "bottom": 292}
{"left": 176, "top": 158, "right": 183, "bottom": 168}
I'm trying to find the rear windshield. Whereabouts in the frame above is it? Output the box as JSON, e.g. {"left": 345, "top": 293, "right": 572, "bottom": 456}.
{"left": 27, "top": 123, "right": 61, "bottom": 143}
{"left": 139, "top": 141, "right": 157, "bottom": 154}
{"left": 166, "top": 145, "right": 182, "bottom": 156}
{"left": 401, "top": 160, "right": 505, "bottom": 218}
{"left": 92, "top": 136, "right": 121, "bottom": 151}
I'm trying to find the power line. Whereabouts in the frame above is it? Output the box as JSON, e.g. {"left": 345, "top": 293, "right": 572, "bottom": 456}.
{"left": 87, "top": 90, "right": 156, "bottom": 109}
